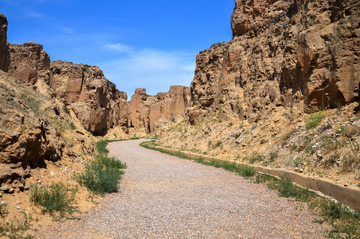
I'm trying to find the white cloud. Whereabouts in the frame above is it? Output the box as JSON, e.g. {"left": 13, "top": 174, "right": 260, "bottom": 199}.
{"left": 105, "top": 43, "right": 134, "bottom": 54}
{"left": 98, "top": 46, "right": 196, "bottom": 97}
{"left": 25, "top": 11, "right": 44, "bottom": 18}
{"left": 62, "top": 27, "right": 75, "bottom": 34}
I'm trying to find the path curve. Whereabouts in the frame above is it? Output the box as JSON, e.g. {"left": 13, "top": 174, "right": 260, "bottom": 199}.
{"left": 37, "top": 139, "right": 328, "bottom": 238}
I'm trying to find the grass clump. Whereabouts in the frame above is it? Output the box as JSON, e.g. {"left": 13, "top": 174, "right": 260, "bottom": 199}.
{"left": 30, "top": 182, "right": 78, "bottom": 221}
{"left": 20, "top": 94, "right": 41, "bottom": 113}
{"left": 0, "top": 202, "right": 9, "bottom": 218}
{"left": 140, "top": 141, "right": 256, "bottom": 178}
{"left": 62, "top": 104, "right": 70, "bottom": 114}
{"left": 0, "top": 211, "right": 35, "bottom": 239}
{"left": 305, "top": 112, "right": 323, "bottom": 130}
{"left": 234, "top": 132, "right": 241, "bottom": 139}
{"left": 245, "top": 152, "right": 265, "bottom": 164}
{"left": 74, "top": 140, "right": 126, "bottom": 195}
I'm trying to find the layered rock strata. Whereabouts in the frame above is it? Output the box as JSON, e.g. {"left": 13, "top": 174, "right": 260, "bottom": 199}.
{"left": 50, "top": 61, "right": 128, "bottom": 135}
{"left": 231, "top": 0, "right": 295, "bottom": 37}
{"left": 8, "top": 43, "right": 51, "bottom": 84}
{"left": 128, "top": 86, "right": 191, "bottom": 133}
{"left": 188, "top": 0, "right": 360, "bottom": 124}
{"left": 0, "top": 71, "right": 67, "bottom": 187}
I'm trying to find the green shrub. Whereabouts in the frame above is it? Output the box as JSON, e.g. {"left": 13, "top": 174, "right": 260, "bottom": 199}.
{"left": 204, "top": 131, "right": 209, "bottom": 135}
{"left": 229, "top": 122, "right": 233, "bottom": 127}
{"left": 216, "top": 140, "right": 223, "bottom": 147}
{"left": 305, "top": 112, "right": 323, "bottom": 130}
{"left": 30, "top": 182, "right": 78, "bottom": 221}
{"left": 234, "top": 132, "right": 241, "bottom": 139}
{"left": 74, "top": 159, "right": 124, "bottom": 195}
{"left": 240, "top": 166, "right": 256, "bottom": 177}
{"left": 62, "top": 104, "right": 70, "bottom": 114}
{"left": 69, "top": 122, "right": 76, "bottom": 130}
{"left": 75, "top": 140, "right": 126, "bottom": 195}
{"left": 293, "top": 156, "right": 304, "bottom": 167}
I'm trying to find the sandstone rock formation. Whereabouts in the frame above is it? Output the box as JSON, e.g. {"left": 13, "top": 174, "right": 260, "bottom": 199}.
{"left": 128, "top": 86, "right": 190, "bottom": 133}
{"left": 188, "top": 0, "right": 360, "bottom": 125}
{"left": 231, "top": 0, "right": 294, "bottom": 37}
{"left": 0, "top": 71, "right": 66, "bottom": 187}
{"left": 0, "top": 13, "right": 9, "bottom": 72}
{"left": 50, "top": 61, "right": 128, "bottom": 135}
{"left": 8, "top": 43, "right": 51, "bottom": 85}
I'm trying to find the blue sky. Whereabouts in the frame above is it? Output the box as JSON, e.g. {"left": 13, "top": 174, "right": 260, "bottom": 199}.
{"left": 1, "top": 0, "right": 234, "bottom": 99}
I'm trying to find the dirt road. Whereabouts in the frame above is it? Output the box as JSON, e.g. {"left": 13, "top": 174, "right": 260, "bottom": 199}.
{"left": 36, "top": 139, "right": 328, "bottom": 238}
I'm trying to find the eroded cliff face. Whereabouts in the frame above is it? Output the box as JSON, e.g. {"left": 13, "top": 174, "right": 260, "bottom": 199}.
{"left": 0, "top": 13, "right": 9, "bottom": 72}
{"left": 128, "top": 86, "right": 191, "bottom": 134}
{"left": 50, "top": 61, "right": 129, "bottom": 135}
{"left": 8, "top": 43, "right": 51, "bottom": 85}
{"left": 231, "top": 0, "right": 294, "bottom": 37}
{"left": 0, "top": 70, "right": 96, "bottom": 190}
{"left": 188, "top": 0, "right": 360, "bottom": 125}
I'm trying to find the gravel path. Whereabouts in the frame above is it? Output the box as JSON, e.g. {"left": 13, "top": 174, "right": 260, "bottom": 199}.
{"left": 36, "top": 139, "right": 328, "bottom": 238}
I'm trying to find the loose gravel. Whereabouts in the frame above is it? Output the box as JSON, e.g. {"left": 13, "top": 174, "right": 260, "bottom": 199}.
{"left": 36, "top": 139, "right": 329, "bottom": 238}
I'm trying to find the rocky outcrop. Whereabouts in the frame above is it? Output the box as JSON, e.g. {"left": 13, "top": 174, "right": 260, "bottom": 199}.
{"left": 0, "top": 71, "right": 66, "bottom": 187}
{"left": 128, "top": 86, "right": 191, "bottom": 133}
{"left": 50, "top": 61, "right": 128, "bottom": 135}
{"left": 8, "top": 43, "right": 51, "bottom": 84}
{"left": 188, "top": 0, "right": 360, "bottom": 124}
{"left": 0, "top": 13, "right": 9, "bottom": 72}
{"left": 231, "top": 0, "right": 294, "bottom": 37}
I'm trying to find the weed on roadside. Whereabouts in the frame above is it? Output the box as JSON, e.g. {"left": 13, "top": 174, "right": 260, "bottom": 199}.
{"left": 141, "top": 141, "right": 360, "bottom": 238}
{"left": 74, "top": 140, "right": 127, "bottom": 195}
{"left": 30, "top": 182, "right": 78, "bottom": 221}
{"left": 254, "top": 174, "right": 360, "bottom": 238}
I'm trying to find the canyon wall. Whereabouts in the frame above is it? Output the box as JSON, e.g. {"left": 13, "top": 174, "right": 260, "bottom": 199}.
{"left": 188, "top": 0, "right": 360, "bottom": 125}
{"left": 231, "top": 0, "right": 295, "bottom": 37}
{"left": 50, "top": 61, "right": 129, "bottom": 135}
{"left": 5, "top": 42, "right": 129, "bottom": 135}
{"left": 8, "top": 43, "right": 51, "bottom": 85}
{"left": 128, "top": 86, "right": 191, "bottom": 133}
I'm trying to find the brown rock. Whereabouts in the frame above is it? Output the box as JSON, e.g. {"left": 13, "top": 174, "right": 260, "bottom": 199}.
{"left": 231, "top": 0, "right": 294, "bottom": 37}
{"left": 50, "top": 61, "right": 129, "bottom": 135}
{"left": 188, "top": 0, "right": 360, "bottom": 124}
{"left": 8, "top": 43, "right": 51, "bottom": 84}
{"left": 128, "top": 86, "right": 191, "bottom": 133}
{"left": 0, "top": 71, "right": 65, "bottom": 185}
{"left": 0, "top": 13, "right": 9, "bottom": 72}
